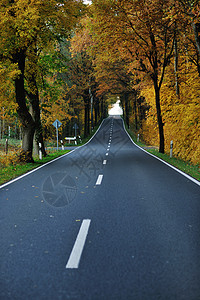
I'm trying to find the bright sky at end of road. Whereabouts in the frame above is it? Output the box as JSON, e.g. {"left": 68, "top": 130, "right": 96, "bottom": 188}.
{"left": 109, "top": 100, "right": 123, "bottom": 116}
{"left": 83, "top": 0, "right": 92, "bottom": 4}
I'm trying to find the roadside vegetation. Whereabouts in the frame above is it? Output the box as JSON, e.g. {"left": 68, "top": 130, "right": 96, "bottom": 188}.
{"left": 125, "top": 125, "right": 200, "bottom": 182}
{"left": 0, "top": 1, "right": 199, "bottom": 184}
{"left": 0, "top": 121, "right": 101, "bottom": 186}
{"left": 0, "top": 140, "right": 70, "bottom": 186}
{"left": 0, "top": 150, "right": 71, "bottom": 186}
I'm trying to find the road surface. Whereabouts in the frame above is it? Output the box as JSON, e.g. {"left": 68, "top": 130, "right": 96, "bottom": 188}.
{"left": 0, "top": 116, "right": 200, "bottom": 300}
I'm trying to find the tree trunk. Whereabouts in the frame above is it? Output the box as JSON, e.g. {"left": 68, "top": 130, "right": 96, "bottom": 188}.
{"left": 133, "top": 93, "right": 138, "bottom": 131}
{"left": 27, "top": 75, "right": 47, "bottom": 157}
{"left": 83, "top": 94, "right": 90, "bottom": 138}
{"left": 154, "top": 82, "right": 165, "bottom": 153}
{"left": 94, "top": 97, "right": 100, "bottom": 126}
{"left": 174, "top": 37, "right": 180, "bottom": 97}
{"left": 101, "top": 97, "right": 106, "bottom": 119}
{"left": 84, "top": 103, "right": 89, "bottom": 138}
{"left": 124, "top": 93, "right": 130, "bottom": 128}
{"left": 120, "top": 96, "right": 125, "bottom": 118}
{"left": 88, "top": 99, "right": 90, "bottom": 134}
{"left": 192, "top": 22, "right": 200, "bottom": 56}
{"left": 149, "top": 30, "right": 165, "bottom": 153}
{"left": 13, "top": 50, "right": 35, "bottom": 162}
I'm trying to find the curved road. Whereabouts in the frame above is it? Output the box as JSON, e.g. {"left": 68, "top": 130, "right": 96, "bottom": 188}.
{"left": 0, "top": 117, "right": 200, "bottom": 299}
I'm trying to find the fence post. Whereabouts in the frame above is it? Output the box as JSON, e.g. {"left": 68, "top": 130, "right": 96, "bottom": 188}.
{"left": 39, "top": 142, "right": 42, "bottom": 160}
{"left": 170, "top": 140, "right": 173, "bottom": 158}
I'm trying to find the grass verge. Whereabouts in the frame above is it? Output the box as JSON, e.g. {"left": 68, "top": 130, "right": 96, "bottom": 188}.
{"left": 125, "top": 124, "right": 200, "bottom": 182}
{"left": 0, "top": 150, "right": 70, "bottom": 186}
{"left": 0, "top": 121, "right": 102, "bottom": 186}
{"left": 147, "top": 149, "right": 200, "bottom": 181}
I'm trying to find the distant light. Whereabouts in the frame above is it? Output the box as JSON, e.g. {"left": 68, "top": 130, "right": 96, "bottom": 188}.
{"left": 109, "top": 100, "right": 123, "bottom": 116}
{"left": 83, "top": 0, "right": 92, "bottom": 4}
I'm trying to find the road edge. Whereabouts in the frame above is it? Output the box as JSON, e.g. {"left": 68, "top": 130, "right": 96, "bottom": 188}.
{"left": 0, "top": 119, "right": 105, "bottom": 189}
{"left": 122, "top": 118, "right": 200, "bottom": 187}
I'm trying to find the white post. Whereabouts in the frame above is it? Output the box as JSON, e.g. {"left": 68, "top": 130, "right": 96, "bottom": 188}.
{"left": 61, "top": 140, "right": 64, "bottom": 150}
{"left": 39, "top": 142, "right": 42, "bottom": 160}
{"left": 5, "top": 138, "right": 8, "bottom": 154}
{"left": 137, "top": 134, "right": 140, "bottom": 142}
{"left": 170, "top": 140, "right": 173, "bottom": 158}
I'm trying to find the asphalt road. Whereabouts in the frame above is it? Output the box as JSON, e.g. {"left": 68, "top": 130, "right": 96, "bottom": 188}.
{"left": 0, "top": 116, "right": 200, "bottom": 300}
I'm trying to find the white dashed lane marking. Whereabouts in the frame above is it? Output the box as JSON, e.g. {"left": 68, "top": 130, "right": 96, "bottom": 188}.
{"left": 96, "top": 175, "right": 103, "bottom": 185}
{"left": 66, "top": 219, "right": 91, "bottom": 269}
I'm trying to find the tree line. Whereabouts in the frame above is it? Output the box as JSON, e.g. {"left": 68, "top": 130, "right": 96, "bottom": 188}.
{"left": 0, "top": 0, "right": 108, "bottom": 162}
{"left": 85, "top": 0, "right": 199, "bottom": 164}
{"left": 0, "top": 0, "right": 199, "bottom": 164}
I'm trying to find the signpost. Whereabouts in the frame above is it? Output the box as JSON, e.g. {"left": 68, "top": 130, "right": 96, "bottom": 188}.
{"left": 73, "top": 123, "right": 79, "bottom": 138}
{"left": 53, "top": 119, "right": 62, "bottom": 150}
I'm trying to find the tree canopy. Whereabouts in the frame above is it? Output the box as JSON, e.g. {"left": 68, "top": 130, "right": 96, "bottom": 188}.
{"left": 0, "top": 0, "right": 199, "bottom": 164}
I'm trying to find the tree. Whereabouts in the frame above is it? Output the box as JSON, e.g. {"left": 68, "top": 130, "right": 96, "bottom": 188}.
{"left": 0, "top": 0, "right": 83, "bottom": 161}
{"left": 175, "top": 0, "right": 200, "bottom": 55}
{"left": 25, "top": 44, "right": 47, "bottom": 156}
{"left": 91, "top": 0, "right": 177, "bottom": 153}
{"left": 69, "top": 16, "right": 104, "bottom": 137}
{"left": 67, "top": 52, "right": 90, "bottom": 136}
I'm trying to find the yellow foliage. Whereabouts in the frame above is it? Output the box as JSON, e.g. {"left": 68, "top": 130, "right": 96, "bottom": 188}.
{"left": 0, "top": 61, "right": 18, "bottom": 122}
{"left": 141, "top": 63, "right": 200, "bottom": 164}
{"left": 0, "top": 151, "right": 21, "bottom": 167}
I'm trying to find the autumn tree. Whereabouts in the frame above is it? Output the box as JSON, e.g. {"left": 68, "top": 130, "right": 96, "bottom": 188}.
{"left": 69, "top": 16, "right": 105, "bottom": 137}
{"left": 93, "top": 50, "right": 149, "bottom": 130}
{"left": 176, "top": 0, "right": 200, "bottom": 56}
{"left": 0, "top": 0, "right": 83, "bottom": 161}
{"left": 91, "top": 0, "right": 178, "bottom": 153}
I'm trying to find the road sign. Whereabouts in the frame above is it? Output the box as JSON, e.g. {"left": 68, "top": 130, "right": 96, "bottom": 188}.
{"left": 73, "top": 123, "right": 79, "bottom": 137}
{"left": 53, "top": 119, "right": 62, "bottom": 129}
{"left": 73, "top": 123, "right": 79, "bottom": 130}
{"left": 52, "top": 119, "right": 62, "bottom": 150}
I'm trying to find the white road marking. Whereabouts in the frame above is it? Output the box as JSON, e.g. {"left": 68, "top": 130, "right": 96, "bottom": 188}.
{"left": 96, "top": 174, "right": 103, "bottom": 185}
{"left": 122, "top": 118, "right": 200, "bottom": 187}
{"left": 103, "top": 160, "right": 107, "bottom": 165}
{"left": 106, "top": 153, "right": 109, "bottom": 156}
{"left": 0, "top": 119, "right": 106, "bottom": 190}
{"left": 66, "top": 219, "right": 91, "bottom": 269}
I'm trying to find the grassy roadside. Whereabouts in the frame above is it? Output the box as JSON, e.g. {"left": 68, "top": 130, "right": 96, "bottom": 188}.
{"left": 125, "top": 125, "right": 200, "bottom": 182}
{"left": 0, "top": 150, "right": 70, "bottom": 186}
{"left": 1, "top": 120, "right": 199, "bottom": 185}
{"left": 0, "top": 122, "right": 101, "bottom": 186}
